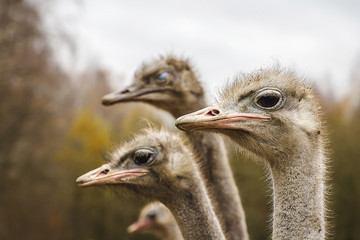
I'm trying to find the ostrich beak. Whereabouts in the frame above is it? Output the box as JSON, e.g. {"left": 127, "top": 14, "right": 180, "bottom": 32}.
{"left": 175, "top": 104, "right": 271, "bottom": 131}
{"left": 102, "top": 84, "right": 166, "bottom": 106}
{"left": 76, "top": 164, "right": 149, "bottom": 187}
{"left": 127, "top": 218, "right": 154, "bottom": 233}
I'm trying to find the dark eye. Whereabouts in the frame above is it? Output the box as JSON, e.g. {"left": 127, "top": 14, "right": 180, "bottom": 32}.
{"left": 157, "top": 71, "right": 169, "bottom": 81}
{"left": 133, "top": 148, "right": 156, "bottom": 165}
{"left": 254, "top": 89, "right": 284, "bottom": 110}
{"left": 147, "top": 213, "right": 157, "bottom": 220}
{"left": 257, "top": 95, "right": 280, "bottom": 108}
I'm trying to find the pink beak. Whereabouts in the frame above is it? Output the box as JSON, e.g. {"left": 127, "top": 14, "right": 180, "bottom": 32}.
{"left": 127, "top": 218, "right": 154, "bottom": 233}
{"left": 175, "top": 104, "right": 270, "bottom": 131}
{"left": 102, "top": 84, "right": 168, "bottom": 106}
{"left": 76, "top": 164, "right": 149, "bottom": 187}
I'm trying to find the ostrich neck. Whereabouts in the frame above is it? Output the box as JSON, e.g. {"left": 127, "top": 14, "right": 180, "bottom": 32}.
{"left": 172, "top": 100, "right": 249, "bottom": 239}
{"left": 167, "top": 223, "right": 184, "bottom": 240}
{"left": 186, "top": 132, "right": 249, "bottom": 240}
{"left": 187, "top": 132, "right": 249, "bottom": 240}
{"left": 270, "top": 145, "right": 326, "bottom": 239}
{"left": 162, "top": 177, "right": 225, "bottom": 240}
{"left": 160, "top": 223, "right": 184, "bottom": 240}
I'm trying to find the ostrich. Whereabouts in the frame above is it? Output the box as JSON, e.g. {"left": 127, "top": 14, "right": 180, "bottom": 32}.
{"left": 175, "top": 67, "right": 328, "bottom": 239}
{"left": 76, "top": 128, "right": 226, "bottom": 240}
{"left": 127, "top": 202, "right": 184, "bottom": 240}
{"left": 102, "top": 55, "right": 249, "bottom": 240}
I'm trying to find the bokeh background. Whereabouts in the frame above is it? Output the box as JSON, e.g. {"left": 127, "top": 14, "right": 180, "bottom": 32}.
{"left": 0, "top": 0, "right": 359, "bottom": 239}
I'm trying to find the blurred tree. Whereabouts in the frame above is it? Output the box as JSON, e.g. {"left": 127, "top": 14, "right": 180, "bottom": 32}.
{"left": 1, "top": 0, "right": 360, "bottom": 239}
{"left": 329, "top": 74, "right": 360, "bottom": 240}
{"left": 53, "top": 103, "right": 160, "bottom": 240}
{"left": 229, "top": 147, "right": 270, "bottom": 240}
{"left": 0, "top": 0, "right": 71, "bottom": 239}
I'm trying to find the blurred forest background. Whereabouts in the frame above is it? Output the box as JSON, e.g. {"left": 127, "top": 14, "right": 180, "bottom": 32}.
{"left": 0, "top": 0, "right": 359, "bottom": 239}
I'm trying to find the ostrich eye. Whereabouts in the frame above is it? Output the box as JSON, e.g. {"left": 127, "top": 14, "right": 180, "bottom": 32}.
{"left": 147, "top": 213, "right": 157, "bottom": 220}
{"left": 258, "top": 95, "right": 279, "bottom": 108}
{"left": 133, "top": 148, "right": 157, "bottom": 165}
{"left": 254, "top": 89, "right": 284, "bottom": 110}
{"left": 157, "top": 71, "right": 169, "bottom": 81}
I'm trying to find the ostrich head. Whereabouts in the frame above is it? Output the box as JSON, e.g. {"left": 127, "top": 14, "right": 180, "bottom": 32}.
{"left": 76, "top": 129, "right": 198, "bottom": 201}
{"left": 102, "top": 56, "right": 205, "bottom": 117}
{"left": 175, "top": 67, "right": 323, "bottom": 163}
{"left": 127, "top": 202, "right": 177, "bottom": 236}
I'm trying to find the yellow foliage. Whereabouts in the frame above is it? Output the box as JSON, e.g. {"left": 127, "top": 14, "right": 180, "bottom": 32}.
{"left": 67, "top": 108, "right": 111, "bottom": 154}
{"left": 56, "top": 108, "right": 112, "bottom": 176}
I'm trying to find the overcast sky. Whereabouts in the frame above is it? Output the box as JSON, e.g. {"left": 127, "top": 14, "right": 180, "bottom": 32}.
{"left": 41, "top": 0, "right": 360, "bottom": 99}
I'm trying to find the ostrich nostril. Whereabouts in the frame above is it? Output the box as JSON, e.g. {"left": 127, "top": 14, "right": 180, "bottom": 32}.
{"left": 121, "top": 89, "right": 130, "bottom": 94}
{"left": 206, "top": 109, "right": 220, "bottom": 116}
{"left": 99, "top": 169, "right": 109, "bottom": 176}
